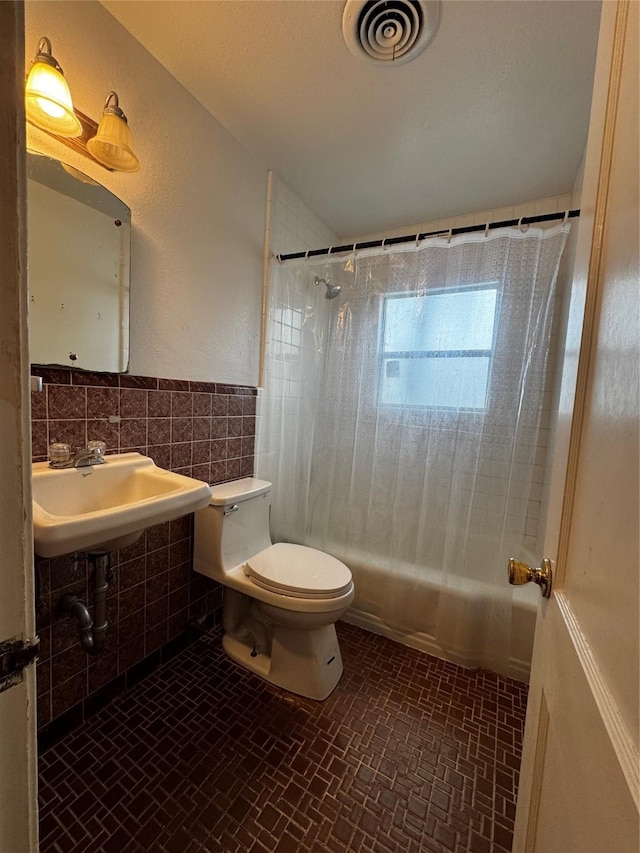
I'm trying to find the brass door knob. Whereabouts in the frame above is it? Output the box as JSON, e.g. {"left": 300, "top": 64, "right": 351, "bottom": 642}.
{"left": 508, "top": 557, "right": 553, "bottom": 598}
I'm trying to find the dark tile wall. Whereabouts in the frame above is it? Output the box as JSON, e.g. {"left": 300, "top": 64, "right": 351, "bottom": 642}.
{"left": 30, "top": 366, "right": 257, "bottom": 733}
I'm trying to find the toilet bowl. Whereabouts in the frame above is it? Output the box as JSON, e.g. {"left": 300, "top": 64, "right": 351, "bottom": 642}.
{"left": 194, "top": 478, "right": 354, "bottom": 700}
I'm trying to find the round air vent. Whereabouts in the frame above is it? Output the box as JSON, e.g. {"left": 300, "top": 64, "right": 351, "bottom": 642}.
{"left": 342, "top": 0, "right": 440, "bottom": 65}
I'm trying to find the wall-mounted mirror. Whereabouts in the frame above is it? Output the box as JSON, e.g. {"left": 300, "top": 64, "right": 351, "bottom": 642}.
{"left": 27, "top": 151, "right": 131, "bottom": 373}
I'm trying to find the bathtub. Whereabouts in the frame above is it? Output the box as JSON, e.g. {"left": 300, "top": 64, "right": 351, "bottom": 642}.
{"left": 334, "top": 550, "right": 539, "bottom": 682}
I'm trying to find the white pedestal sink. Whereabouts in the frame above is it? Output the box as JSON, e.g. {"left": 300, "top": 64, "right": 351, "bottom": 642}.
{"left": 32, "top": 452, "right": 212, "bottom": 557}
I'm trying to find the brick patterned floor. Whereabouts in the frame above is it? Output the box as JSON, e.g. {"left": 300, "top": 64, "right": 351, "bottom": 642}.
{"left": 38, "top": 623, "right": 528, "bottom": 853}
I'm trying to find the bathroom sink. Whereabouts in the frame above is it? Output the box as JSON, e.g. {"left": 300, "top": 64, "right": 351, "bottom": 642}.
{"left": 32, "top": 452, "right": 212, "bottom": 557}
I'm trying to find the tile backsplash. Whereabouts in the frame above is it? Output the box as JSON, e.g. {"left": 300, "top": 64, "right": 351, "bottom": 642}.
{"left": 31, "top": 366, "right": 257, "bottom": 735}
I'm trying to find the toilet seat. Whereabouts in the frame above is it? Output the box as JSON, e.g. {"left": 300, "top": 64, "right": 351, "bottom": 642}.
{"left": 244, "top": 543, "right": 352, "bottom": 599}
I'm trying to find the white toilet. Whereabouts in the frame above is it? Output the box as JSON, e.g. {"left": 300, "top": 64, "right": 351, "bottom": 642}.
{"left": 193, "top": 478, "right": 354, "bottom": 700}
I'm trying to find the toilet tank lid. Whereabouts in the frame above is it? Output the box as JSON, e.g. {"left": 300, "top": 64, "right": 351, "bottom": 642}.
{"left": 208, "top": 477, "right": 271, "bottom": 506}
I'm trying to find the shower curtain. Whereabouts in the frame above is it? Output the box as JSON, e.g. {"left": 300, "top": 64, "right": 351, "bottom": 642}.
{"left": 258, "top": 224, "right": 569, "bottom": 677}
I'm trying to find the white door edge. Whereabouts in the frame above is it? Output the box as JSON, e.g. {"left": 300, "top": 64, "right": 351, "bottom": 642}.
{"left": 555, "top": 592, "right": 640, "bottom": 809}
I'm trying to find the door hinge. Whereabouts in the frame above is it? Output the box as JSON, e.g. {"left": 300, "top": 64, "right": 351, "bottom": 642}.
{"left": 0, "top": 637, "right": 40, "bottom": 694}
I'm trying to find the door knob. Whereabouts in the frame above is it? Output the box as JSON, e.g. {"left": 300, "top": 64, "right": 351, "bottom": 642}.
{"left": 508, "top": 557, "right": 553, "bottom": 598}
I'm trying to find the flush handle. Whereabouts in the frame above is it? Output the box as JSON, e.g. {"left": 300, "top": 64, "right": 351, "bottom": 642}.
{"left": 223, "top": 504, "right": 239, "bottom": 516}
{"left": 508, "top": 557, "right": 553, "bottom": 598}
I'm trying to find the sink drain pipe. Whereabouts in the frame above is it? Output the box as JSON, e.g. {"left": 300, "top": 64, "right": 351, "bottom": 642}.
{"left": 58, "top": 551, "right": 111, "bottom": 655}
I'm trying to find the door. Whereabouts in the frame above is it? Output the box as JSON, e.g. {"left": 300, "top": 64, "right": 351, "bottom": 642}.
{"left": 0, "top": 3, "right": 40, "bottom": 851}
{"left": 513, "top": 2, "right": 639, "bottom": 851}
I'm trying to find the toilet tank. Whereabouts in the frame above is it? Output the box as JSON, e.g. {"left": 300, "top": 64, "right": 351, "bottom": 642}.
{"left": 194, "top": 477, "right": 272, "bottom": 580}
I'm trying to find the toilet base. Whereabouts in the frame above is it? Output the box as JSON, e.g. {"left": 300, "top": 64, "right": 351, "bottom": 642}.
{"left": 222, "top": 623, "right": 344, "bottom": 701}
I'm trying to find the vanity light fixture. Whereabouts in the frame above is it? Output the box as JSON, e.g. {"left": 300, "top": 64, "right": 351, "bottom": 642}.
{"left": 24, "top": 37, "right": 82, "bottom": 138}
{"left": 87, "top": 92, "right": 140, "bottom": 173}
{"left": 25, "top": 40, "right": 140, "bottom": 174}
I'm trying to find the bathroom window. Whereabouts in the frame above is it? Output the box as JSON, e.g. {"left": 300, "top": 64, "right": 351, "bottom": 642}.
{"left": 379, "top": 285, "right": 498, "bottom": 410}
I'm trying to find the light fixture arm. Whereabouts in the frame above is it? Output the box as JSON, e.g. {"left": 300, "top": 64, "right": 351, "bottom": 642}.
{"left": 32, "top": 36, "right": 60, "bottom": 70}
{"left": 102, "top": 91, "right": 128, "bottom": 123}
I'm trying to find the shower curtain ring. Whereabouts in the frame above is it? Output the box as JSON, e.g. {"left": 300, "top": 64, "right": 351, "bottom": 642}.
{"left": 484, "top": 222, "right": 490, "bottom": 238}
{"left": 562, "top": 209, "right": 569, "bottom": 226}
{"left": 382, "top": 238, "right": 387, "bottom": 250}
{"left": 518, "top": 217, "right": 530, "bottom": 233}
{"left": 447, "top": 228, "right": 453, "bottom": 244}
{"left": 352, "top": 242, "right": 357, "bottom": 256}
{"left": 276, "top": 253, "right": 283, "bottom": 263}
{"left": 328, "top": 246, "right": 333, "bottom": 256}
{"left": 415, "top": 232, "right": 421, "bottom": 247}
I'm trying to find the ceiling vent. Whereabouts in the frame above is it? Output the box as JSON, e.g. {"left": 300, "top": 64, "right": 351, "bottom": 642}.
{"left": 342, "top": 0, "right": 440, "bottom": 65}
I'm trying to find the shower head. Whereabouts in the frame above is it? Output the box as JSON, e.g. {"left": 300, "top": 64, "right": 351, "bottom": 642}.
{"left": 325, "top": 284, "right": 342, "bottom": 300}
{"left": 314, "top": 276, "right": 342, "bottom": 300}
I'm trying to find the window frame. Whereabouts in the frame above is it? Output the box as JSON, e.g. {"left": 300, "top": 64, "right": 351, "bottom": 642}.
{"left": 378, "top": 282, "right": 500, "bottom": 412}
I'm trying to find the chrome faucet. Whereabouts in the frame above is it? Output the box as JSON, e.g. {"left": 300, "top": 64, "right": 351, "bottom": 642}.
{"left": 48, "top": 441, "right": 107, "bottom": 469}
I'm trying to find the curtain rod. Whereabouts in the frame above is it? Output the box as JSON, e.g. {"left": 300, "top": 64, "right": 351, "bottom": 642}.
{"left": 276, "top": 208, "right": 580, "bottom": 262}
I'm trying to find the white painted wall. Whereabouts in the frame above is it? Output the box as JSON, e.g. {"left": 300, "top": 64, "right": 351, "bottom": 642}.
{"left": 25, "top": 0, "right": 267, "bottom": 386}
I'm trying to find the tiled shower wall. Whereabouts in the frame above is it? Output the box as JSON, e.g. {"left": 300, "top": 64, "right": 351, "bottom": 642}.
{"left": 31, "top": 366, "right": 257, "bottom": 735}
{"left": 269, "top": 173, "right": 338, "bottom": 258}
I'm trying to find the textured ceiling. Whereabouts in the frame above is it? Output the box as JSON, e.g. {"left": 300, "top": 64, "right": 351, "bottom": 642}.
{"left": 102, "top": 0, "right": 601, "bottom": 237}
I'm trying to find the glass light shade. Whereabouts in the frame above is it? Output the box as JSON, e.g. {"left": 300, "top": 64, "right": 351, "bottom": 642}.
{"left": 87, "top": 112, "right": 140, "bottom": 173}
{"left": 25, "top": 61, "right": 82, "bottom": 138}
